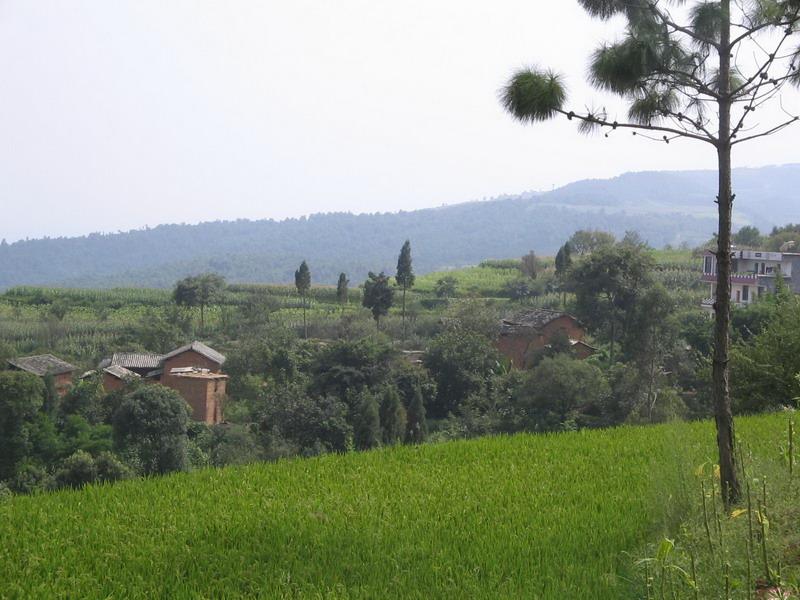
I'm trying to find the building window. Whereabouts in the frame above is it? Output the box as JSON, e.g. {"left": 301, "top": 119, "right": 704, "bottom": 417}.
{"left": 758, "top": 286, "right": 765, "bottom": 297}
{"left": 736, "top": 290, "right": 741, "bottom": 303}
{"left": 704, "top": 256, "right": 713, "bottom": 274}
{"left": 742, "top": 286, "right": 749, "bottom": 302}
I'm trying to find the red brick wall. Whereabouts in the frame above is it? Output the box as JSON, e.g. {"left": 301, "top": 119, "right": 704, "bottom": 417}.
{"left": 166, "top": 376, "right": 226, "bottom": 424}
{"left": 102, "top": 373, "right": 126, "bottom": 393}
{"left": 496, "top": 316, "right": 588, "bottom": 369}
{"left": 160, "top": 350, "right": 221, "bottom": 388}
{"left": 54, "top": 372, "right": 74, "bottom": 397}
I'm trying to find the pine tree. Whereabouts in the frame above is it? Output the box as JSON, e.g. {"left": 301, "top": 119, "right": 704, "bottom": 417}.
{"left": 294, "top": 261, "right": 311, "bottom": 339}
{"left": 395, "top": 240, "right": 415, "bottom": 337}
{"left": 379, "top": 387, "right": 407, "bottom": 445}
{"left": 405, "top": 385, "right": 427, "bottom": 444}
{"left": 500, "top": 0, "right": 800, "bottom": 505}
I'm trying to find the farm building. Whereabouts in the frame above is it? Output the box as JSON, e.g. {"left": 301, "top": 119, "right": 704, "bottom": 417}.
{"left": 495, "top": 309, "right": 595, "bottom": 369}
{"left": 98, "top": 364, "right": 141, "bottom": 393}
{"left": 95, "top": 341, "right": 227, "bottom": 424}
{"left": 7, "top": 354, "right": 77, "bottom": 396}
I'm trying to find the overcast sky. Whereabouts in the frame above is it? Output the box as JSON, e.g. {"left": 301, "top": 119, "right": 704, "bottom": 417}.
{"left": 0, "top": 1, "right": 797, "bottom": 242}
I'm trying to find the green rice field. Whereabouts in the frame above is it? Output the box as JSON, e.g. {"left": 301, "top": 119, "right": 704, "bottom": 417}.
{"left": 1, "top": 413, "right": 791, "bottom": 599}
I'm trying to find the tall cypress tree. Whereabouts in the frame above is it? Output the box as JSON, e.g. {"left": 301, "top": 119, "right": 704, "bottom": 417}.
{"left": 294, "top": 260, "right": 311, "bottom": 339}
{"left": 395, "top": 240, "right": 415, "bottom": 337}
{"left": 379, "top": 386, "right": 407, "bottom": 446}
{"left": 554, "top": 242, "right": 573, "bottom": 307}
{"left": 353, "top": 391, "right": 381, "bottom": 450}
{"left": 336, "top": 272, "right": 349, "bottom": 308}
{"left": 405, "top": 385, "right": 427, "bottom": 444}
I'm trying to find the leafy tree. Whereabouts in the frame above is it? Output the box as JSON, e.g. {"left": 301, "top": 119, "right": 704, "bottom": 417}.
{"left": 336, "top": 272, "right": 349, "bottom": 307}
{"left": 501, "top": 0, "right": 800, "bottom": 504}
{"left": 379, "top": 386, "right": 407, "bottom": 445}
{"left": 353, "top": 391, "right": 381, "bottom": 450}
{"left": 434, "top": 276, "right": 458, "bottom": 299}
{"left": 567, "top": 230, "right": 615, "bottom": 255}
{"left": 568, "top": 243, "right": 654, "bottom": 363}
{"left": 731, "top": 291, "right": 800, "bottom": 413}
{"left": 310, "top": 337, "right": 394, "bottom": 399}
{"left": 53, "top": 451, "right": 97, "bottom": 490}
{"left": 405, "top": 385, "right": 428, "bottom": 444}
{"left": 295, "top": 260, "right": 311, "bottom": 339}
{"left": 60, "top": 415, "right": 114, "bottom": 457}
{"left": 112, "top": 385, "right": 190, "bottom": 475}
{"left": 93, "top": 451, "right": 133, "bottom": 483}
{"left": 733, "top": 225, "right": 763, "bottom": 248}
{"left": 259, "top": 382, "right": 352, "bottom": 456}
{"left": 395, "top": 240, "right": 415, "bottom": 336}
{"left": 173, "top": 273, "right": 226, "bottom": 332}
{"left": 511, "top": 355, "right": 610, "bottom": 432}
{"left": 424, "top": 330, "right": 501, "bottom": 418}
{"left": 138, "top": 306, "right": 192, "bottom": 353}
{"left": 520, "top": 250, "right": 538, "bottom": 279}
{"left": 0, "top": 371, "right": 44, "bottom": 481}
{"left": 59, "top": 375, "right": 106, "bottom": 424}
{"left": 362, "top": 271, "right": 394, "bottom": 330}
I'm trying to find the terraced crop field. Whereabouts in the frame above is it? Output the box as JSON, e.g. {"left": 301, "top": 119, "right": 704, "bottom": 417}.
{"left": 1, "top": 414, "right": 789, "bottom": 599}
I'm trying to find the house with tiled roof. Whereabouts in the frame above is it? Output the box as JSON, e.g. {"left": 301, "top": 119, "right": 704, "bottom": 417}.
{"left": 7, "top": 354, "right": 77, "bottom": 396}
{"left": 495, "top": 309, "right": 595, "bottom": 369}
{"left": 94, "top": 341, "right": 228, "bottom": 424}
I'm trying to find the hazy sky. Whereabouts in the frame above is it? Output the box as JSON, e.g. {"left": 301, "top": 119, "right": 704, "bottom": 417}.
{"left": 1, "top": 1, "right": 797, "bottom": 242}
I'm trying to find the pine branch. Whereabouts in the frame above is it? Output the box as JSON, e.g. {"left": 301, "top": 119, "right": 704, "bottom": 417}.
{"left": 646, "top": 1, "right": 720, "bottom": 50}
{"left": 732, "top": 114, "right": 800, "bottom": 145}
{"left": 555, "top": 108, "right": 716, "bottom": 144}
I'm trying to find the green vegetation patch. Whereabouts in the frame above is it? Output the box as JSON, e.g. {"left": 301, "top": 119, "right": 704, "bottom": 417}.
{"left": 5, "top": 414, "right": 789, "bottom": 599}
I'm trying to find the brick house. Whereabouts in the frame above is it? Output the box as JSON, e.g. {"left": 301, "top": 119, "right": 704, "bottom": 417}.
{"left": 7, "top": 354, "right": 77, "bottom": 396}
{"left": 99, "top": 364, "right": 141, "bottom": 393}
{"left": 98, "top": 352, "right": 163, "bottom": 377}
{"left": 95, "top": 341, "right": 227, "bottom": 424}
{"left": 495, "top": 309, "right": 595, "bottom": 369}
{"left": 165, "top": 367, "right": 227, "bottom": 424}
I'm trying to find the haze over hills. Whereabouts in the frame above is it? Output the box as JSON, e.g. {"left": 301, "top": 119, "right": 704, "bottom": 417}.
{"left": 1, "top": 164, "right": 799, "bottom": 289}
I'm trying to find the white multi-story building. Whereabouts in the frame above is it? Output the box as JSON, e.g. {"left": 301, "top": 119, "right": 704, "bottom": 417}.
{"left": 701, "top": 249, "right": 797, "bottom": 309}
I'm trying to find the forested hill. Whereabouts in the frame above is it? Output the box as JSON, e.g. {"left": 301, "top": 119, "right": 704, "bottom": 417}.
{"left": 2, "top": 164, "right": 798, "bottom": 288}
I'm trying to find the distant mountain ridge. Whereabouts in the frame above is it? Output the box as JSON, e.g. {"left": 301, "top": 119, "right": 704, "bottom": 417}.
{"left": 1, "top": 164, "right": 798, "bottom": 289}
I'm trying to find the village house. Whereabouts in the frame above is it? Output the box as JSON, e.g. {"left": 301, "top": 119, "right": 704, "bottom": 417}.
{"left": 7, "top": 354, "right": 77, "bottom": 396}
{"left": 701, "top": 248, "right": 800, "bottom": 309}
{"left": 495, "top": 308, "right": 595, "bottom": 369}
{"left": 95, "top": 341, "right": 228, "bottom": 425}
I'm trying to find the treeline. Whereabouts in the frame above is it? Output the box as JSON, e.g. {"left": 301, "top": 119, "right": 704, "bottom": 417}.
{"left": 0, "top": 197, "right": 714, "bottom": 288}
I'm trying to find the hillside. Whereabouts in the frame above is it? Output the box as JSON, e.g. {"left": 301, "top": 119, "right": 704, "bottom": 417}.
{"left": 0, "top": 413, "right": 794, "bottom": 599}
{"left": 1, "top": 164, "right": 798, "bottom": 289}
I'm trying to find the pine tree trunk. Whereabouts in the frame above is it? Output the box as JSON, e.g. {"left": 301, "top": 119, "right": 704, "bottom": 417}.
{"left": 713, "top": 0, "right": 741, "bottom": 506}
{"left": 401, "top": 287, "right": 407, "bottom": 338}
{"left": 303, "top": 294, "right": 308, "bottom": 339}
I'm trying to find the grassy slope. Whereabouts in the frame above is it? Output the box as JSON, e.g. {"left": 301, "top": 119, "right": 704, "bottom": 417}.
{"left": 2, "top": 414, "right": 790, "bottom": 599}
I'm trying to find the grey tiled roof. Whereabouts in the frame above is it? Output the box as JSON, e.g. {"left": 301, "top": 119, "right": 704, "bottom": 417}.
{"left": 102, "top": 352, "right": 163, "bottom": 370}
{"left": 103, "top": 365, "right": 140, "bottom": 380}
{"left": 7, "top": 354, "right": 76, "bottom": 377}
{"left": 162, "top": 341, "right": 226, "bottom": 365}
